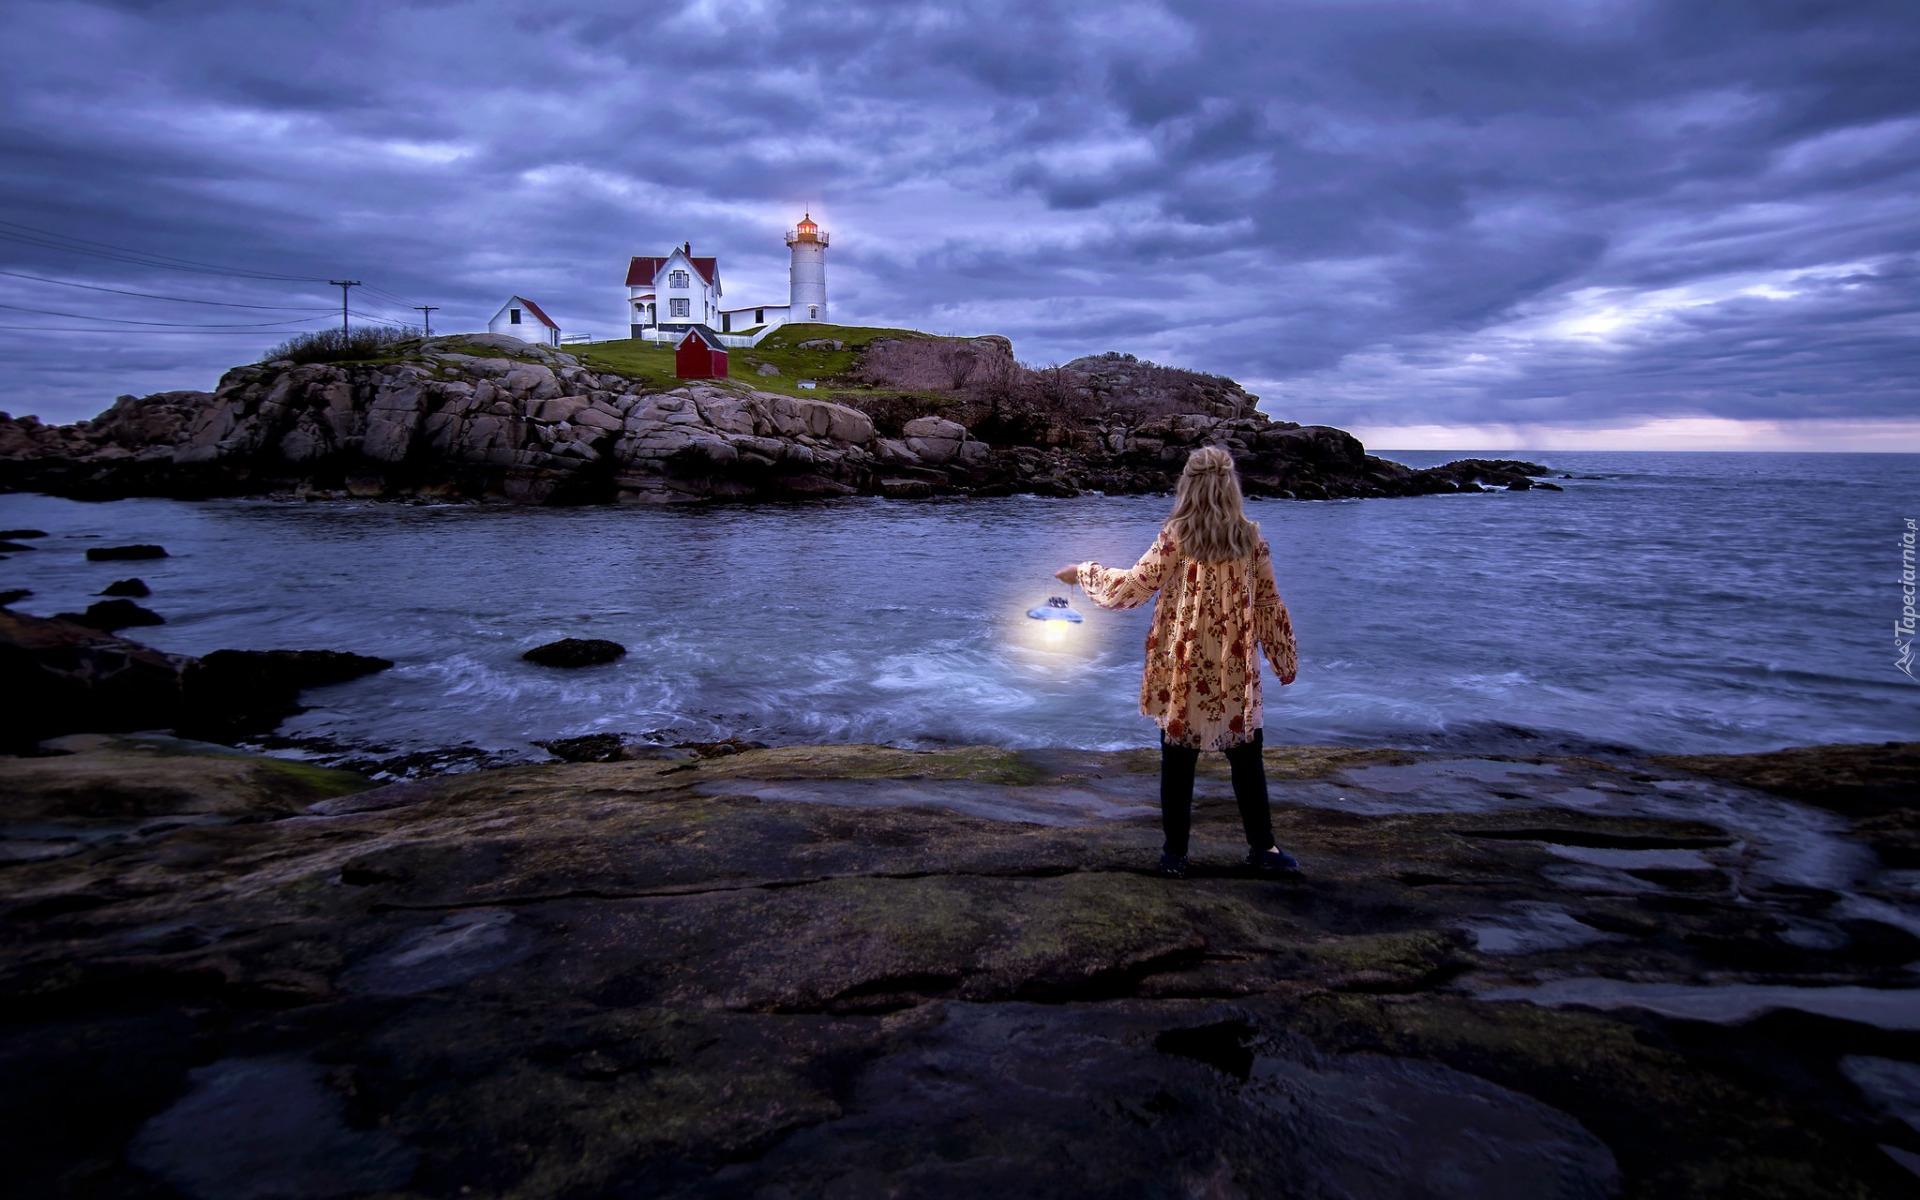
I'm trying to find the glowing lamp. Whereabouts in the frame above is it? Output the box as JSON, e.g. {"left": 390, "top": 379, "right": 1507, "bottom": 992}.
{"left": 1026, "top": 595, "right": 1084, "bottom": 645}
{"left": 1026, "top": 595, "right": 1085, "bottom": 624}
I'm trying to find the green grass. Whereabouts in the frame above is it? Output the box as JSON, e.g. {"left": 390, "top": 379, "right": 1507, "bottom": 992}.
{"left": 572, "top": 323, "right": 976, "bottom": 398}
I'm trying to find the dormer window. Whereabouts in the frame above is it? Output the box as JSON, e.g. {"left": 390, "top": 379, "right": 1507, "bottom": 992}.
{"left": 668, "top": 270, "right": 690, "bottom": 288}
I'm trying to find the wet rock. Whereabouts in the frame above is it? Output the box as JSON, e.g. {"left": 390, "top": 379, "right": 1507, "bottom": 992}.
{"left": 881, "top": 477, "right": 935, "bottom": 499}
{"left": 0, "top": 588, "right": 29, "bottom": 607}
{"left": 535, "top": 732, "right": 627, "bottom": 762}
{"left": 128, "top": 1058, "right": 417, "bottom": 1199}
{"left": 0, "top": 540, "right": 36, "bottom": 552}
{"left": 522, "top": 637, "right": 626, "bottom": 667}
{"left": 0, "top": 529, "right": 48, "bottom": 539}
{"left": 0, "top": 607, "right": 193, "bottom": 752}
{"left": 99, "top": 577, "right": 151, "bottom": 597}
{"left": 56, "top": 598, "right": 164, "bottom": 631}
{"left": 86, "top": 543, "right": 168, "bottom": 560}
{"left": 177, "top": 648, "right": 395, "bottom": 741}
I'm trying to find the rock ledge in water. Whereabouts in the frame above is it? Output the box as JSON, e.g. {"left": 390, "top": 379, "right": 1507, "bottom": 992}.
{"left": 522, "top": 637, "right": 626, "bottom": 667}
{"left": 56, "top": 598, "right": 164, "bottom": 631}
{"left": 85, "top": 543, "right": 168, "bottom": 561}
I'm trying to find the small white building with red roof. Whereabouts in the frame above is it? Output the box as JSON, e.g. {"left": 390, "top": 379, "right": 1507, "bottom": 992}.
{"left": 486, "top": 296, "right": 562, "bottom": 347}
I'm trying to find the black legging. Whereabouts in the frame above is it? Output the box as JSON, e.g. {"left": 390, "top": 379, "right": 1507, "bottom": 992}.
{"left": 1159, "top": 728, "right": 1274, "bottom": 858}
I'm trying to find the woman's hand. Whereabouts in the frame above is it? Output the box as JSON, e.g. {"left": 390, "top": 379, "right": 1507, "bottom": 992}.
{"left": 1279, "top": 671, "right": 1297, "bottom": 685}
{"left": 1053, "top": 564, "right": 1081, "bottom": 585}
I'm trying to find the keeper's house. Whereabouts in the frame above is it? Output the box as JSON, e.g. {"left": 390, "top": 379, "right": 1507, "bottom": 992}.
{"left": 487, "top": 296, "right": 561, "bottom": 347}
{"left": 627, "top": 244, "right": 720, "bottom": 337}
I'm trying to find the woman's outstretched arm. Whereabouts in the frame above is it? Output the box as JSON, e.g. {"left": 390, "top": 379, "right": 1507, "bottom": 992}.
{"left": 1252, "top": 542, "right": 1298, "bottom": 684}
{"left": 1065, "top": 533, "right": 1175, "bottom": 610}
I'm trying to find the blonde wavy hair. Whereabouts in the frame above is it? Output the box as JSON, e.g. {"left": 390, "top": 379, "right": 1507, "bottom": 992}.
{"left": 1162, "top": 446, "right": 1260, "bottom": 562}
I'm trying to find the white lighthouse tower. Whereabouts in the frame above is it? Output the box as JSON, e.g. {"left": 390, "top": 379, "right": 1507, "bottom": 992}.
{"left": 786, "top": 212, "right": 829, "bottom": 323}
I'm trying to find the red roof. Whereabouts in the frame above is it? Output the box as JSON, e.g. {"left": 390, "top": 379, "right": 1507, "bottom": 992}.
{"left": 625, "top": 254, "right": 718, "bottom": 287}
{"left": 515, "top": 297, "right": 559, "bottom": 330}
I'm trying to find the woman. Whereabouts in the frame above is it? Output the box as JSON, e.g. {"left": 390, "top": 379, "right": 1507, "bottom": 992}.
{"left": 1055, "top": 446, "right": 1300, "bottom": 879}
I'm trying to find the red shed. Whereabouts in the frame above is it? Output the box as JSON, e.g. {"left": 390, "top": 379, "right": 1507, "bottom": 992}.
{"left": 674, "top": 325, "right": 729, "bottom": 379}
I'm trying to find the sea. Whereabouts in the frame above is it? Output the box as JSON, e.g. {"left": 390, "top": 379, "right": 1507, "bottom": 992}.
{"left": 2, "top": 451, "right": 1915, "bottom": 770}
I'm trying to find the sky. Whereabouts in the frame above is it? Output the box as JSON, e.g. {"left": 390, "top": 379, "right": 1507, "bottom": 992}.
{"left": 1, "top": 0, "right": 1916, "bottom": 450}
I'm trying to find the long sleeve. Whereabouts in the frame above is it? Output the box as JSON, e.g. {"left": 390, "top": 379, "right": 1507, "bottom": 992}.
{"left": 1079, "top": 533, "right": 1175, "bottom": 610}
{"left": 1251, "top": 541, "right": 1297, "bottom": 682}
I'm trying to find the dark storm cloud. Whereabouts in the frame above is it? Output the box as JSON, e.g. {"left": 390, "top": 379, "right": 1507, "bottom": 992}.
{"left": 1, "top": 0, "right": 1916, "bottom": 441}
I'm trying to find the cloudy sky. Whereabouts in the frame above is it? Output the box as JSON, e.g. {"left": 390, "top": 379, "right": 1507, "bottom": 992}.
{"left": 2, "top": 0, "right": 1916, "bottom": 449}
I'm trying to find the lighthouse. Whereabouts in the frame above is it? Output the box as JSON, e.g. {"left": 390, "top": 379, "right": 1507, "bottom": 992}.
{"left": 786, "top": 212, "right": 829, "bottom": 323}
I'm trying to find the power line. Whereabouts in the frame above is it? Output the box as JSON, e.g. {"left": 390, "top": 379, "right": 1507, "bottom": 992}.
{"left": 0, "top": 269, "right": 334, "bottom": 311}
{"left": 0, "top": 218, "right": 331, "bottom": 283}
{"left": 0, "top": 325, "right": 328, "bottom": 336}
{"left": 0, "top": 301, "right": 333, "bottom": 328}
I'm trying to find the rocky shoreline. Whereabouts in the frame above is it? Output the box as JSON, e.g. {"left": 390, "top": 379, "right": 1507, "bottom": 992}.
{"left": 2, "top": 727, "right": 1916, "bottom": 1198}
{"left": 3, "top": 593, "right": 1919, "bottom": 1194}
{"left": 0, "top": 333, "right": 1561, "bottom": 505}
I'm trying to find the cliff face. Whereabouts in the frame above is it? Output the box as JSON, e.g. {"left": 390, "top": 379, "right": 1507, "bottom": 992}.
{"left": 0, "top": 334, "right": 1553, "bottom": 504}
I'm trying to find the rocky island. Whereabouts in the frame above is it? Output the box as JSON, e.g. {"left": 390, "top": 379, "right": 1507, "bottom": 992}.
{"left": 0, "top": 327, "right": 1558, "bottom": 505}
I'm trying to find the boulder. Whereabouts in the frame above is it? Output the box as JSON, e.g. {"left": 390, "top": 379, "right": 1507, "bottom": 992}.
{"left": 534, "top": 733, "right": 628, "bottom": 763}
{"left": 522, "top": 638, "right": 626, "bottom": 668}
{"left": 0, "top": 608, "right": 193, "bottom": 752}
{"left": 532, "top": 396, "right": 590, "bottom": 424}
{"left": 57, "top": 599, "right": 165, "bottom": 632}
{"left": 0, "top": 589, "right": 29, "bottom": 606}
{"left": 87, "top": 544, "right": 168, "bottom": 561}
{"left": 902, "top": 416, "right": 967, "bottom": 441}
{"left": 177, "top": 649, "right": 394, "bottom": 741}
{"left": 906, "top": 435, "right": 962, "bottom": 464}
{"left": 755, "top": 363, "right": 781, "bottom": 376}
{"left": 0, "top": 529, "right": 48, "bottom": 539}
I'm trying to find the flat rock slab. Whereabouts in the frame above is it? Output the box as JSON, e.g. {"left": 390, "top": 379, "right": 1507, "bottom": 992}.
{"left": 688, "top": 1002, "right": 1618, "bottom": 1200}
{"left": 1, "top": 739, "right": 1917, "bottom": 1197}
{"left": 128, "top": 1057, "right": 416, "bottom": 1200}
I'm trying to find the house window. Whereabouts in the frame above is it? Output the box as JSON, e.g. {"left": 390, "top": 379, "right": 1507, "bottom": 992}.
{"left": 669, "top": 298, "right": 690, "bottom": 319}
{"left": 509, "top": 309, "right": 521, "bottom": 324}
{"left": 755, "top": 309, "right": 764, "bottom": 323}
{"left": 668, "top": 270, "right": 690, "bottom": 288}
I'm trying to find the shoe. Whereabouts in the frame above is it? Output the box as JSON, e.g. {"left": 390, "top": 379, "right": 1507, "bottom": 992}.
{"left": 1247, "top": 846, "right": 1301, "bottom": 874}
{"left": 1158, "top": 852, "right": 1189, "bottom": 879}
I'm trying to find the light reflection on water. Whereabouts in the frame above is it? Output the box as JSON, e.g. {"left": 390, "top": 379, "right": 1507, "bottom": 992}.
{"left": 0, "top": 449, "right": 1914, "bottom": 761}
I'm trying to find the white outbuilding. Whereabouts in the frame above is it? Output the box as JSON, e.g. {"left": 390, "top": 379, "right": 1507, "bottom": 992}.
{"left": 487, "top": 296, "right": 561, "bottom": 347}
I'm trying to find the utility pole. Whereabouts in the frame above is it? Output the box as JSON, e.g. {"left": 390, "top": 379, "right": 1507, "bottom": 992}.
{"left": 412, "top": 305, "right": 439, "bottom": 337}
{"left": 329, "top": 280, "right": 360, "bottom": 333}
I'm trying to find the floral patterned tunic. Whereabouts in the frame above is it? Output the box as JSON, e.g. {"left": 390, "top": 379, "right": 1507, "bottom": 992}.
{"left": 1079, "top": 532, "right": 1297, "bottom": 751}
